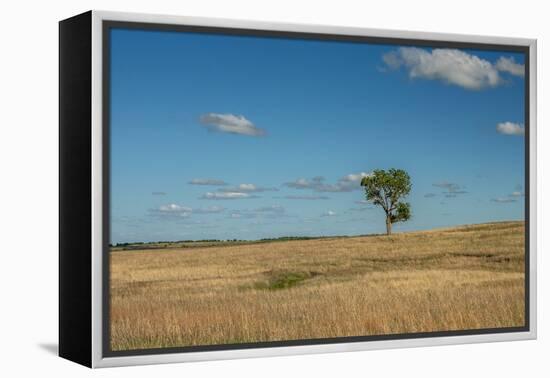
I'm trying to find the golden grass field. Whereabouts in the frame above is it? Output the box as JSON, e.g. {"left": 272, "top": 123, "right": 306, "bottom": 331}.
{"left": 110, "top": 221, "right": 525, "bottom": 351}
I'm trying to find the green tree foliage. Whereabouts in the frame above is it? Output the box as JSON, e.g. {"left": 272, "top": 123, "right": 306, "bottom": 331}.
{"left": 360, "top": 168, "right": 412, "bottom": 235}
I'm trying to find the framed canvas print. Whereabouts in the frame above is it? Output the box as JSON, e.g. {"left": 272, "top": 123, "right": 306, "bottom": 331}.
{"left": 59, "top": 10, "right": 537, "bottom": 368}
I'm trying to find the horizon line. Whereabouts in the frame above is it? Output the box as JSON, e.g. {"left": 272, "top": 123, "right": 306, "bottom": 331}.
{"left": 109, "top": 219, "right": 524, "bottom": 247}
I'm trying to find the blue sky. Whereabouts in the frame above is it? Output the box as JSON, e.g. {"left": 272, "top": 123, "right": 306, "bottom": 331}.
{"left": 109, "top": 28, "right": 526, "bottom": 244}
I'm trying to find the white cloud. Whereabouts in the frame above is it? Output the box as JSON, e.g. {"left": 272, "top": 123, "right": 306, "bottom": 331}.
{"left": 220, "top": 183, "right": 278, "bottom": 193}
{"left": 333, "top": 172, "right": 372, "bottom": 191}
{"left": 189, "top": 178, "right": 228, "bottom": 186}
{"left": 281, "top": 195, "right": 329, "bottom": 200}
{"left": 201, "top": 192, "right": 257, "bottom": 200}
{"left": 159, "top": 204, "right": 191, "bottom": 213}
{"left": 193, "top": 206, "right": 225, "bottom": 214}
{"left": 340, "top": 172, "right": 371, "bottom": 183}
{"left": 235, "top": 183, "right": 256, "bottom": 191}
{"left": 284, "top": 177, "right": 324, "bottom": 189}
{"left": 382, "top": 51, "right": 402, "bottom": 69}
{"left": 150, "top": 203, "right": 193, "bottom": 218}
{"left": 492, "top": 187, "right": 525, "bottom": 203}
{"left": 228, "top": 211, "right": 246, "bottom": 219}
{"left": 315, "top": 185, "right": 349, "bottom": 193}
{"left": 227, "top": 205, "right": 286, "bottom": 220}
{"left": 255, "top": 205, "right": 285, "bottom": 213}
{"left": 496, "top": 122, "right": 524, "bottom": 136}
{"left": 149, "top": 204, "right": 225, "bottom": 218}
{"left": 321, "top": 210, "right": 337, "bottom": 217}
{"left": 284, "top": 172, "right": 370, "bottom": 193}
{"left": 199, "top": 113, "right": 266, "bottom": 136}
{"left": 496, "top": 57, "right": 525, "bottom": 77}
{"left": 492, "top": 197, "right": 517, "bottom": 203}
{"left": 510, "top": 191, "right": 524, "bottom": 197}
{"left": 382, "top": 47, "right": 502, "bottom": 90}
{"left": 433, "top": 181, "right": 467, "bottom": 194}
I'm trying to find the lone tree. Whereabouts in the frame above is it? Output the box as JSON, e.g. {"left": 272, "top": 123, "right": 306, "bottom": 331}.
{"left": 360, "top": 168, "right": 411, "bottom": 235}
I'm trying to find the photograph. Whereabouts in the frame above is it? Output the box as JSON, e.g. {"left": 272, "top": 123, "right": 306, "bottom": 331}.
{"left": 107, "top": 26, "right": 527, "bottom": 352}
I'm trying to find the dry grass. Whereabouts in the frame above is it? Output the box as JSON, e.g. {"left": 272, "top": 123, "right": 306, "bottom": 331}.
{"left": 110, "top": 221, "right": 525, "bottom": 351}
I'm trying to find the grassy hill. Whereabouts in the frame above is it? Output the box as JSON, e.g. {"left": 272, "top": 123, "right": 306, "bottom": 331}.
{"left": 110, "top": 221, "right": 525, "bottom": 351}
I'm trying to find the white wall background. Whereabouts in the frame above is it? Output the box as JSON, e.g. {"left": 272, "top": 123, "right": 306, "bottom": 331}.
{"left": 0, "top": 0, "right": 546, "bottom": 376}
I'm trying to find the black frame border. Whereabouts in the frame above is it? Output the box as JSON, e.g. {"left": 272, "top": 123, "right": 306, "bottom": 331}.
{"left": 59, "top": 11, "right": 93, "bottom": 367}
{"left": 101, "top": 20, "right": 531, "bottom": 358}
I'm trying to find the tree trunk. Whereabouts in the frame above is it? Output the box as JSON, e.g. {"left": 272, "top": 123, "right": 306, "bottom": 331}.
{"left": 386, "top": 215, "right": 392, "bottom": 235}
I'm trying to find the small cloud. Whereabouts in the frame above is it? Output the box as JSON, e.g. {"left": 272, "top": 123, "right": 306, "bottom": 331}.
{"left": 280, "top": 195, "right": 330, "bottom": 200}
{"left": 283, "top": 176, "right": 324, "bottom": 190}
{"left": 199, "top": 113, "right": 266, "bottom": 137}
{"left": 149, "top": 203, "right": 192, "bottom": 218}
{"left": 382, "top": 50, "right": 402, "bottom": 70}
{"left": 227, "top": 210, "right": 254, "bottom": 219}
{"left": 220, "top": 183, "right": 278, "bottom": 193}
{"left": 159, "top": 204, "right": 191, "bottom": 213}
{"left": 424, "top": 193, "right": 437, "bottom": 198}
{"left": 254, "top": 205, "right": 285, "bottom": 213}
{"left": 283, "top": 172, "right": 370, "bottom": 193}
{"left": 496, "top": 188, "right": 525, "bottom": 201}
{"left": 193, "top": 206, "right": 225, "bottom": 214}
{"left": 510, "top": 191, "right": 524, "bottom": 197}
{"left": 332, "top": 172, "right": 372, "bottom": 192}
{"left": 339, "top": 172, "right": 371, "bottom": 183}
{"left": 492, "top": 185, "right": 526, "bottom": 203}
{"left": 496, "top": 122, "right": 524, "bottom": 136}
{"left": 492, "top": 197, "right": 517, "bottom": 203}
{"left": 189, "top": 178, "right": 228, "bottom": 186}
{"left": 201, "top": 192, "right": 258, "bottom": 200}
{"left": 227, "top": 205, "right": 286, "bottom": 220}
{"left": 321, "top": 210, "right": 337, "bottom": 217}
{"left": 432, "top": 181, "right": 467, "bottom": 195}
{"left": 382, "top": 47, "right": 502, "bottom": 90}
{"left": 148, "top": 204, "right": 225, "bottom": 218}
{"left": 495, "top": 56, "right": 525, "bottom": 77}
{"left": 152, "top": 191, "right": 167, "bottom": 196}
{"left": 355, "top": 200, "right": 370, "bottom": 205}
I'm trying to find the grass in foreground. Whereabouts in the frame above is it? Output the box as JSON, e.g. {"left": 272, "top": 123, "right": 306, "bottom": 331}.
{"left": 110, "top": 221, "right": 525, "bottom": 351}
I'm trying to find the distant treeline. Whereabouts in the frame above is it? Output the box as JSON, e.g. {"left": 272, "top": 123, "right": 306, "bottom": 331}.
{"left": 109, "top": 235, "right": 344, "bottom": 251}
